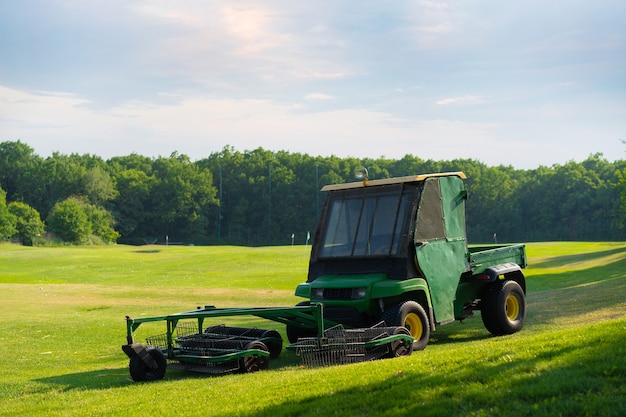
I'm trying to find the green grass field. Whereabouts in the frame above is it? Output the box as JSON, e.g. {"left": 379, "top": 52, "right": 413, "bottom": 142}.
{"left": 0, "top": 242, "right": 625, "bottom": 416}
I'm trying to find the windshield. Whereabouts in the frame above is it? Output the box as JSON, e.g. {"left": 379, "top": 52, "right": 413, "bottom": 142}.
{"left": 318, "top": 185, "right": 414, "bottom": 258}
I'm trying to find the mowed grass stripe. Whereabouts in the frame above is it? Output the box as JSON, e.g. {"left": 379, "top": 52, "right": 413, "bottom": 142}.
{"left": 0, "top": 244, "right": 310, "bottom": 289}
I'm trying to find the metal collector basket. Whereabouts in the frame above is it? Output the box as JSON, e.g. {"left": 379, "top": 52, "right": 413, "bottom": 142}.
{"left": 292, "top": 323, "right": 403, "bottom": 367}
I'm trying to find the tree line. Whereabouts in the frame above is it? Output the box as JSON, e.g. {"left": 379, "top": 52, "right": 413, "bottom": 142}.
{"left": 1, "top": 140, "right": 625, "bottom": 246}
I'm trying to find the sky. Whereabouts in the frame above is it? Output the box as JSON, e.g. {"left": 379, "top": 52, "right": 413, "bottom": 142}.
{"left": 1, "top": 1, "right": 625, "bottom": 169}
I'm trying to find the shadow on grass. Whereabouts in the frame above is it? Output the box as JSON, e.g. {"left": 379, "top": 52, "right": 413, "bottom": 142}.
{"left": 526, "top": 253, "right": 626, "bottom": 325}
{"left": 428, "top": 321, "right": 492, "bottom": 345}
{"left": 35, "top": 351, "right": 304, "bottom": 391}
{"left": 36, "top": 368, "right": 135, "bottom": 390}
{"left": 528, "top": 248, "right": 625, "bottom": 289}
{"left": 530, "top": 246, "right": 626, "bottom": 269}
{"left": 35, "top": 364, "right": 219, "bottom": 390}
{"left": 240, "top": 322, "right": 626, "bottom": 417}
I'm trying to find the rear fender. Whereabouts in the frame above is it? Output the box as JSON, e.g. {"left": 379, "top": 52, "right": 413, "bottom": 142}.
{"left": 504, "top": 269, "right": 526, "bottom": 294}
{"left": 477, "top": 263, "right": 526, "bottom": 293}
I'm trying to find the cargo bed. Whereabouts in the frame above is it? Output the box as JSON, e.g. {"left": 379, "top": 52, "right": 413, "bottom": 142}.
{"left": 468, "top": 243, "right": 527, "bottom": 275}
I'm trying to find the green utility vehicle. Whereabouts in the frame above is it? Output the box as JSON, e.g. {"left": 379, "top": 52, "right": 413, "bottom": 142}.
{"left": 288, "top": 171, "right": 528, "bottom": 349}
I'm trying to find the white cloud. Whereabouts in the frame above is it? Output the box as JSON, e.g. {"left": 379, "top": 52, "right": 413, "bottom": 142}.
{"left": 0, "top": 86, "right": 92, "bottom": 128}
{"left": 405, "top": 1, "right": 460, "bottom": 49}
{"left": 295, "top": 71, "right": 351, "bottom": 80}
{"left": 304, "top": 93, "right": 335, "bottom": 101}
{"left": 436, "top": 95, "right": 485, "bottom": 106}
{"left": 0, "top": 84, "right": 545, "bottom": 167}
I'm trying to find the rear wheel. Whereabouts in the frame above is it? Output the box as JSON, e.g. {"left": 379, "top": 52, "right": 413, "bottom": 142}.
{"left": 129, "top": 346, "right": 167, "bottom": 382}
{"left": 383, "top": 300, "right": 430, "bottom": 351}
{"left": 481, "top": 280, "right": 526, "bottom": 335}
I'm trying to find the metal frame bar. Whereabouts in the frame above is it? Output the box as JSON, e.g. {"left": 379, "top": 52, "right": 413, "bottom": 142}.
{"left": 125, "top": 303, "right": 331, "bottom": 347}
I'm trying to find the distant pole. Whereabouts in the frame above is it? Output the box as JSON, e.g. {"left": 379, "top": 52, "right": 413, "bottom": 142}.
{"left": 268, "top": 162, "right": 272, "bottom": 245}
{"left": 218, "top": 164, "right": 222, "bottom": 242}
{"left": 315, "top": 164, "right": 320, "bottom": 220}
{"left": 493, "top": 233, "right": 497, "bottom": 244}
{"left": 291, "top": 233, "right": 295, "bottom": 246}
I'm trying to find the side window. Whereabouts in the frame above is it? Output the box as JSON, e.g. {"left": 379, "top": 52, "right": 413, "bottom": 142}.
{"left": 415, "top": 179, "right": 445, "bottom": 241}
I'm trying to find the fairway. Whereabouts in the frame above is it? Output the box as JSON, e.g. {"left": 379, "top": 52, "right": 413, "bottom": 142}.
{"left": 0, "top": 242, "right": 625, "bottom": 416}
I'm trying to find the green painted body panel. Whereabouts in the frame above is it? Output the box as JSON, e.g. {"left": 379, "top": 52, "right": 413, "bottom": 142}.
{"left": 310, "top": 273, "right": 387, "bottom": 289}
{"left": 297, "top": 274, "right": 432, "bottom": 315}
{"left": 415, "top": 239, "right": 468, "bottom": 324}
{"left": 295, "top": 282, "right": 311, "bottom": 298}
{"left": 371, "top": 277, "right": 430, "bottom": 303}
{"left": 414, "top": 176, "right": 469, "bottom": 324}
{"left": 468, "top": 244, "right": 528, "bottom": 274}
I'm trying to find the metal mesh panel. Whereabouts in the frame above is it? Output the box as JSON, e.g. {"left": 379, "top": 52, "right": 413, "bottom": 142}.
{"left": 144, "top": 322, "right": 272, "bottom": 375}
{"left": 144, "top": 320, "right": 198, "bottom": 350}
{"left": 292, "top": 323, "right": 394, "bottom": 367}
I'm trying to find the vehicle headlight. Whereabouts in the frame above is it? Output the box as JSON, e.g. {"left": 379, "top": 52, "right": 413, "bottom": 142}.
{"left": 312, "top": 288, "right": 325, "bottom": 300}
{"left": 354, "top": 287, "right": 367, "bottom": 299}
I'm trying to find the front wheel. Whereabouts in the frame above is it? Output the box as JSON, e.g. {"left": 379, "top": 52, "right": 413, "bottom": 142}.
{"left": 481, "top": 280, "right": 526, "bottom": 336}
{"left": 383, "top": 300, "right": 430, "bottom": 351}
{"left": 129, "top": 346, "right": 167, "bottom": 382}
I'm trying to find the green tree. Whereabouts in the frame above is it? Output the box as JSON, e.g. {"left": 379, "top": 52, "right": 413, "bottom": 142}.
{"left": 0, "top": 187, "right": 17, "bottom": 240}
{"left": 618, "top": 142, "right": 626, "bottom": 226}
{"left": 7, "top": 201, "right": 45, "bottom": 245}
{"left": 150, "top": 152, "right": 218, "bottom": 242}
{"left": 30, "top": 153, "right": 86, "bottom": 217}
{"left": 83, "top": 204, "right": 120, "bottom": 243}
{"left": 618, "top": 166, "right": 626, "bottom": 226}
{"left": 466, "top": 165, "right": 521, "bottom": 242}
{"left": 82, "top": 166, "right": 118, "bottom": 206}
{"left": 0, "top": 140, "right": 41, "bottom": 203}
{"left": 1, "top": 141, "right": 623, "bottom": 245}
{"left": 111, "top": 168, "right": 156, "bottom": 238}
{"left": 46, "top": 197, "right": 92, "bottom": 243}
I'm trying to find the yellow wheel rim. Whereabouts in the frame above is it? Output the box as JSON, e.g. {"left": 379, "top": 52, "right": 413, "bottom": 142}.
{"left": 505, "top": 294, "right": 520, "bottom": 321}
{"left": 404, "top": 312, "right": 423, "bottom": 340}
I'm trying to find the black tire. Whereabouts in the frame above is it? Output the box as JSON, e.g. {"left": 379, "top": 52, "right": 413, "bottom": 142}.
{"left": 383, "top": 300, "right": 430, "bottom": 351}
{"left": 239, "top": 341, "right": 270, "bottom": 373}
{"left": 385, "top": 326, "right": 414, "bottom": 358}
{"left": 260, "top": 329, "right": 283, "bottom": 359}
{"left": 481, "top": 280, "right": 526, "bottom": 336}
{"left": 129, "top": 347, "right": 167, "bottom": 382}
{"left": 286, "top": 301, "right": 317, "bottom": 343}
